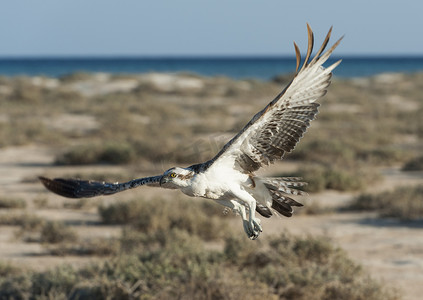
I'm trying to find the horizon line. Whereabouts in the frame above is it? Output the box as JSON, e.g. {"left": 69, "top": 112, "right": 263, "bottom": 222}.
{"left": 0, "top": 53, "right": 423, "bottom": 60}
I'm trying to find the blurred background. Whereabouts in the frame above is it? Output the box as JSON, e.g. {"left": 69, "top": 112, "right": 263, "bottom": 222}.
{"left": 0, "top": 1, "right": 422, "bottom": 299}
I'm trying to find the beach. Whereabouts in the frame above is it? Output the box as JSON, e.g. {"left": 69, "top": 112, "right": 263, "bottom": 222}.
{"left": 0, "top": 71, "right": 422, "bottom": 299}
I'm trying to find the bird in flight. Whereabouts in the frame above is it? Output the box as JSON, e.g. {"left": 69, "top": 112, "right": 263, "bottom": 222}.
{"left": 40, "top": 24, "right": 342, "bottom": 240}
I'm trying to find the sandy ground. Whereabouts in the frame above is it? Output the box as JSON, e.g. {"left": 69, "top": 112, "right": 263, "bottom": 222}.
{"left": 1, "top": 145, "right": 423, "bottom": 299}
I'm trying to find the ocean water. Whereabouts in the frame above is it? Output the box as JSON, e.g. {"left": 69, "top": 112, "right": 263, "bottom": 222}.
{"left": 0, "top": 56, "right": 422, "bottom": 80}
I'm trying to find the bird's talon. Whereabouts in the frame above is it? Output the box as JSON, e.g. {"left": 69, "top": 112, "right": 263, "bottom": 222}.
{"left": 252, "top": 218, "right": 262, "bottom": 233}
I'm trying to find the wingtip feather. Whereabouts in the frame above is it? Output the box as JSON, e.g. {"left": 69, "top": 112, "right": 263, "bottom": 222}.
{"left": 39, "top": 176, "right": 79, "bottom": 198}
{"left": 301, "top": 23, "right": 314, "bottom": 71}
{"left": 326, "top": 59, "right": 342, "bottom": 73}
{"left": 39, "top": 176, "right": 52, "bottom": 189}
{"left": 310, "top": 26, "right": 333, "bottom": 64}
{"left": 294, "top": 42, "right": 301, "bottom": 73}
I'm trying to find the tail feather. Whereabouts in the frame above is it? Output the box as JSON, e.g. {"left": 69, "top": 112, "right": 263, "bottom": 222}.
{"left": 271, "top": 200, "right": 293, "bottom": 217}
{"left": 270, "top": 190, "right": 304, "bottom": 217}
{"left": 256, "top": 204, "right": 273, "bottom": 218}
{"left": 258, "top": 177, "right": 305, "bottom": 218}
{"left": 262, "top": 177, "right": 308, "bottom": 196}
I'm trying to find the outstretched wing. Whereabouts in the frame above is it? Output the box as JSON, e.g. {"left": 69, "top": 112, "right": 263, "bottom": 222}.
{"left": 39, "top": 175, "right": 162, "bottom": 198}
{"left": 204, "top": 24, "right": 342, "bottom": 173}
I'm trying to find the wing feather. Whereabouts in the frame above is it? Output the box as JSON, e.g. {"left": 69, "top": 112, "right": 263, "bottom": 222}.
{"left": 204, "top": 25, "right": 342, "bottom": 173}
{"left": 39, "top": 175, "right": 162, "bottom": 198}
{"left": 294, "top": 42, "right": 301, "bottom": 73}
{"left": 300, "top": 23, "right": 314, "bottom": 72}
{"left": 311, "top": 26, "right": 332, "bottom": 62}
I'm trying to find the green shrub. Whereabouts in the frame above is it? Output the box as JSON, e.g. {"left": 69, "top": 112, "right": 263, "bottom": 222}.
{"left": 0, "top": 213, "right": 44, "bottom": 229}
{"left": 46, "top": 238, "right": 120, "bottom": 256}
{"left": 278, "top": 164, "right": 379, "bottom": 193}
{"left": 299, "top": 201, "right": 333, "bottom": 215}
{"left": 100, "top": 142, "right": 136, "bottom": 164}
{"left": 232, "top": 233, "right": 397, "bottom": 300}
{"left": 59, "top": 171, "right": 134, "bottom": 184}
{"left": 9, "top": 77, "right": 43, "bottom": 103}
{"left": 0, "top": 274, "right": 32, "bottom": 300}
{"left": 348, "top": 185, "right": 423, "bottom": 220}
{"left": 358, "top": 147, "right": 408, "bottom": 165}
{"left": 56, "top": 142, "right": 136, "bottom": 165}
{"left": 31, "top": 264, "right": 79, "bottom": 298}
{"left": 55, "top": 144, "right": 101, "bottom": 165}
{"left": 99, "top": 197, "right": 229, "bottom": 241}
{"left": 40, "top": 221, "right": 78, "bottom": 244}
{"left": 63, "top": 198, "right": 92, "bottom": 210}
{"left": 59, "top": 72, "right": 93, "bottom": 83}
{"left": 32, "top": 196, "right": 49, "bottom": 209}
{"left": 402, "top": 155, "right": 423, "bottom": 171}
{"left": 289, "top": 139, "right": 356, "bottom": 166}
{"left": 0, "top": 197, "right": 26, "bottom": 209}
{"left": 0, "top": 229, "right": 398, "bottom": 299}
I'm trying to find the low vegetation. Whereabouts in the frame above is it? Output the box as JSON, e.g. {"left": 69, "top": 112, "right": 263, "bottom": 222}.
{"left": 402, "top": 155, "right": 423, "bottom": 171}
{"left": 0, "top": 194, "right": 399, "bottom": 299}
{"left": 56, "top": 142, "right": 136, "bottom": 165}
{"left": 1, "top": 71, "right": 421, "bottom": 299}
{"left": 0, "top": 213, "right": 44, "bottom": 228}
{"left": 1, "top": 73, "right": 421, "bottom": 192}
{"left": 99, "top": 196, "right": 230, "bottom": 241}
{"left": 276, "top": 164, "right": 380, "bottom": 193}
{"left": 0, "top": 230, "right": 398, "bottom": 300}
{"left": 0, "top": 197, "right": 26, "bottom": 209}
{"left": 46, "top": 237, "right": 120, "bottom": 257}
{"left": 39, "top": 221, "right": 78, "bottom": 244}
{"left": 13, "top": 218, "right": 78, "bottom": 244}
{"left": 348, "top": 185, "right": 423, "bottom": 220}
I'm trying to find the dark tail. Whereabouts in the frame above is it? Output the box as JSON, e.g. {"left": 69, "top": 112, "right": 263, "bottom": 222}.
{"left": 256, "top": 177, "right": 306, "bottom": 218}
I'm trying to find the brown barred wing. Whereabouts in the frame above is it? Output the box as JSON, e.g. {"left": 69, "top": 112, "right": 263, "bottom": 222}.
{"left": 204, "top": 25, "right": 342, "bottom": 174}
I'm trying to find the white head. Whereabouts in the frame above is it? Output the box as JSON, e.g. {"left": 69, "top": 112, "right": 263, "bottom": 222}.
{"left": 160, "top": 167, "right": 194, "bottom": 189}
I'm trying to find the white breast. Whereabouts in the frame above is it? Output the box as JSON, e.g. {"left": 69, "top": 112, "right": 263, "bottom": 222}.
{"left": 182, "top": 160, "right": 249, "bottom": 200}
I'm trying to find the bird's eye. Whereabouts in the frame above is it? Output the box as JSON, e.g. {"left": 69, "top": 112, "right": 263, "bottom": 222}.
{"left": 170, "top": 173, "right": 176, "bottom": 178}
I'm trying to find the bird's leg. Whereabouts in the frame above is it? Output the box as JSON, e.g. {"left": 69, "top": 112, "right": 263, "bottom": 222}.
{"left": 230, "top": 189, "right": 262, "bottom": 240}
{"left": 215, "top": 199, "right": 253, "bottom": 238}
{"left": 253, "top": 217, "right": 262, "bottom": 233}
{"left": 236, "top": 205, "right": 252, "bottom": 238}
{"left": 244, "top": 198, "right": 262, "bottom": 239}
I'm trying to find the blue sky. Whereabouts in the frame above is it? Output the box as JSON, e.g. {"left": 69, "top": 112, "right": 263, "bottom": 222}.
{"left": 0, "top": 0, "right": 422, "bottom": 56}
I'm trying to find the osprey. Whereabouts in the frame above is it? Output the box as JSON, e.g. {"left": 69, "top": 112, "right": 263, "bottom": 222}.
{"left": 40, "top": 25, "right": 342, "bottom": 240}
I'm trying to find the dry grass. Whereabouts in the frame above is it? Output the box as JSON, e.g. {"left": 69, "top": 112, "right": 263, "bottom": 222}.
{"left": 275, "top": 163, "right": 380, "bottom": 193}
{"left": 13, "top": 218, "right": 78, "bottom": 244}
{"left": 39, "top": 221, "right": 78, "bottom": 244}
{"left": 0, "top": 197, "right": 26, "bottom": 209}
{"left": 0, "top": 193, "right": 400, "bottom": 298}
{"left": 0, "top": 230, "right": 398, "bottom": 300}
{"left": 402, "top": 155, "right": 423, "bottom": 171}
{"left": 0, "top": 192, "right": 399, "bottom": 299}
{"left": 0, "top": 213, "right": 44, "bottom": 228}
{"left": 1, "top": 71, "right": 421, "bottom": 299}
{"left": 55, "top": 142, "right": 136, "bottom": 165}
{"left": 99, "top": 196, "right": 230, "bottom": 241}
{"left": 348, "top": 185, "right": 423, "bottom": 220}
{"left": 1, "top": 72, "right": 421, "bottom": 172}
{"left": 46, "top": 237, "right": 120, "bottom": 257}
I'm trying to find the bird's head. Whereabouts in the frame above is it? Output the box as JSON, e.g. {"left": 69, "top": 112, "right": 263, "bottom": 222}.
{"left": 160, "top": 167, "right": 194, "bottom": 189}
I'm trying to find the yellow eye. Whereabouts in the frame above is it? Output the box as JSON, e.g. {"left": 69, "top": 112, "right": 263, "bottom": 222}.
{"left": 170, "top": 173, "right": 176, "bottom": 178}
